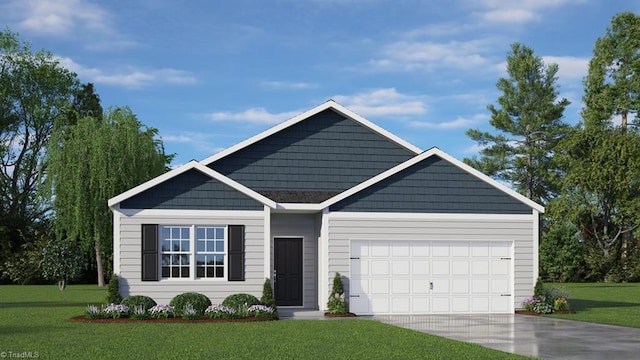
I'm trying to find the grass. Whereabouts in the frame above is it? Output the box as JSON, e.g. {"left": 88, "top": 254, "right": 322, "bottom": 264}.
{"left": 546, "top": 282, "right": 640, "bottom": 328}
{"left": 0, "top": 285, "right": 527, "bottom": 359}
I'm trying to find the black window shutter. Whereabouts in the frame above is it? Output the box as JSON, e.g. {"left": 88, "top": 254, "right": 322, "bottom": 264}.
{"left": 228, "top": 225, "right": 245, "bottom": 281}
{"left": 141, "top": 224, "right": 159, "bottom": 281}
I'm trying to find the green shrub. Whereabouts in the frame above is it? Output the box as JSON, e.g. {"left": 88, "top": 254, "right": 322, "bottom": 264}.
{"left": 170, "top": 292, "right": 211, "bottom": 316}
{"left": 121, "top": 295, "right": 157, "bottom": 311}
{"left": 106, "top": 274, "right": 122, "bottom": 304}
{"left": 222, "top": 293, "right": 260, "bottom": 312}
{"left": 260, "top": 278, "right": 276, "bottom": 308}
{"left": 533, "top": 277, "right": 545, "bottom": 299}
{"left": 327, "top": 272, "right": 348, "bottom": 314}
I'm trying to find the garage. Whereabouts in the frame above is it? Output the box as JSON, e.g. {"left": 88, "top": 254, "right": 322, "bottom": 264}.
{"left": 349, "top": 240, "right": 513, "bottom": 315}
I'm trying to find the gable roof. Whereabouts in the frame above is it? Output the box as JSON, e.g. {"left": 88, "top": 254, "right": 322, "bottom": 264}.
{"left": 201, "top": 99, "right": 422, "bottom": 165}
{"left": 108, "top": 161, "right": 277, "bottom": 209}
{"left": 275, "top": 147, "right": 544, "bottom": 213}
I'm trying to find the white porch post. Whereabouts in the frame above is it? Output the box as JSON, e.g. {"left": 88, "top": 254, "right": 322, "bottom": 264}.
{"left": 264, "top": 205, "right": 271, "bottom": 280}
{"left": 319, "top": 208, "right": 330, "bottom": 311}
{"left": 532, "top": 209, "right": 540, "bottom": 283}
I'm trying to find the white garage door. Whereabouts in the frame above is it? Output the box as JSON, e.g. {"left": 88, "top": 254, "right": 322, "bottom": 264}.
{"left": 349, "top": 240, "right": 512, "bottom": 315}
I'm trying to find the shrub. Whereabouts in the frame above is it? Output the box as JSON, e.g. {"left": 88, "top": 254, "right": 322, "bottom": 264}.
{"left": 521, "top": 297, "right": 537, "bottom": 312}
{"left": 121, "top": 295, "right": 157, "bottom": 311}
{"left": 106, "top": 274, "right": 122, "bottom": 304}
{"left": 103, "top": 303, "right": 129, "bottom": 318}
{"left": 85, "top": 304, "right": 103, "bottom": 319}
{"left": 554, "top": 298, "right": 570, "bottom": 311}
{"left": 533, "top": 301, "right": 553, "bottom": 314}
{"left": 131, "top": 305, "right": 150, "bottom": 320}
{"left": 533, "top": 277, "right": 546, "bottom": 299}
{"left": 181, "top": 304, "right": 200, "bottom": 320}
{"left": 327, "top": 272, "right": 348, "bottom": 314}
{"left": 205, "top": 304, "right": 237, "bottom": 319}
{"left": 170, "top": 292, "right": 211, "bottom": 316}
{"left": 222, "top": 293, "right": 260, "bottom": 312}
{"left": 261, "top": 278, "right": 276, "bottom": 308}
{"left": 148, "top": 304, "right": 175, "bottom": 318}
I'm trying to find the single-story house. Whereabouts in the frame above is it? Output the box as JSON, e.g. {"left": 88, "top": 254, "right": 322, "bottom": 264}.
{"left": 108, "top": 100, "right": 543, "bottom": 315}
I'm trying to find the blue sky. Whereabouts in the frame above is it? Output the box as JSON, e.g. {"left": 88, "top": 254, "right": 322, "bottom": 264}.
{"left": 1, "top": 0, "right": 638, "bottom": 166}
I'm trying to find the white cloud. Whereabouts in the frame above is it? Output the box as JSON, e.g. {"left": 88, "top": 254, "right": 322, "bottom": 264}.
{"left": 162, "top": 132, "right": 225, "bottom": 159}
{"left": 368, "top": 38, "right": 499, "bottom": 73}
{"left": 481, "top": 9, "right": 538, "bottom": 24}
{"left": 333, "top": 88, "right": 428, "bottom": 117}
{"left": 7, "top": 0, "right": 111, "bottom": 36}
{"left": 207, "top": 108, "right": 302, "bottom": 125}
{"left": 410, "top": 113, "right": 488, "bottom": 129}
{"left": 474, "top": 0, "right": 586, "bottom": 25}
{"left": 56, "top": 56, "right": 196, "bottom": 88}
{"left": 542, "top": 56, "right": 590, "bottom": 81}
{"left": 260, "top": 81, "right": 318, "bottom": 90}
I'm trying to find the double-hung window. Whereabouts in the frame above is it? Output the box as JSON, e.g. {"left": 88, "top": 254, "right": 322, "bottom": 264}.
{"left": 160, "top": 225, "right": 226, "bottom": 279}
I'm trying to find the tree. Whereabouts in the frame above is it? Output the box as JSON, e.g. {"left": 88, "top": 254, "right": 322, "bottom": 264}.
{"left": 539, "top": 220, "right": 585, "bottom": 282}
{"left": 583, "top": 12, "right": 640, "bottom": 129}
{"left": 465, "top": 43, "right": 570, "bottom": 205}
{"left": 554, "top": 126, "right": 640, "bottom": 280}
{"left": 41, "top": 236, "right": 85, "bottom": 290}
{"left": 69, "top": 82, "right": 103, "bottom": 124}
{"left": 46, "top": 107, "right": 172, "bottom": 286}
{"left": 0, "top": 28, "right": 78, "bottom": 277}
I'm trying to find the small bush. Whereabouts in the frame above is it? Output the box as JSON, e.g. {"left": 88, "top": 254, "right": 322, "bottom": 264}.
{"left": 130, "top": 305, "right": 150, "bottom": 320}
{"left": 121, "top": 295, "right": 157, "bottom": 311}
{"left": 181, "top": 304, "right": 200, "bottom": 320}
{"left": 327, "top": 272, "right": 348, "bottom": 314}
{"left": 85, "top": 304, "right": 103, "bottom": 319}
{"left": 533, "top": 277, "right": 545, "bottom": 299}
{"left": 103, "top": 304, "right": 129, "bottom": 318}
{"left": 170, "top": 292, "right": 211, "bottom": 316}
{"left": 247, "top": 304, "right": 277, "bottom": 318}
{"left": 222, "top": 293, "right": 260, "bottom": 312}
{"left": 554, "top": 298, "right": 570, "bottom": 311}
{"left": 106, "top": 274, "right": 122, "bottom": 304}
{"left": 261, "top": 278, "right": 276, "bottom": 308}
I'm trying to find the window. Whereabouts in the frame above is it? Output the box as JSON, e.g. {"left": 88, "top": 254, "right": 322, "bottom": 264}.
{"left": 160, "top": 225, "right": 226, "bottom": 279}
{"left": 196, "top": 227, "right": 225, "bottom": 278}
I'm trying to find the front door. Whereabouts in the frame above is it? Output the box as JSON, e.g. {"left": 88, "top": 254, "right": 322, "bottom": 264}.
{"left": 274, "top": 237, "right": 303, "bottom": 306}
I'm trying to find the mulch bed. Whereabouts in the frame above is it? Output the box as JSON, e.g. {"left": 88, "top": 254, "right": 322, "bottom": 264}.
{"left": 324, "top": 312, "right": 357, "bottom": 318}
{"left": 515, "top": 310, "right": 576, "bottom": 316}
{"left": 70, "top": 316, "right": 278, "bottom": 323}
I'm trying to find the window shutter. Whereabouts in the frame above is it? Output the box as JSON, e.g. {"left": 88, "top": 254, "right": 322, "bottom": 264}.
{"left": 141, "top": 224, "right": 159, "bottom": 281}
{"left": 228, "top": 225, "right": 245, "bottom": 281}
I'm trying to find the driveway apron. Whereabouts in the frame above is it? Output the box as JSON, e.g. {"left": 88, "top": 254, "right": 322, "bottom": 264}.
{"left": 373, "top": 314, "right": 640, "bottom": 360}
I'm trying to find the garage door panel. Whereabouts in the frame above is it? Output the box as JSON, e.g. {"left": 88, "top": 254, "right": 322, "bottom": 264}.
{"left": 349, "top": 240, "right": 512, "bottom": 315}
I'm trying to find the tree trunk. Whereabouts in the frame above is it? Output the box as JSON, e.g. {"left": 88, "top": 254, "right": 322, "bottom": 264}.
{"left": 95, "top": 236, "right": 105, "bottom": 287}
{"left": 58, "top": 279, "right": 66, "bottom": 291}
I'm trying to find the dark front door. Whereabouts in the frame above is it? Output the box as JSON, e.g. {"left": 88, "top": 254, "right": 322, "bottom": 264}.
{"left": 274, "top": 237, "right": 303, "bottom": 306}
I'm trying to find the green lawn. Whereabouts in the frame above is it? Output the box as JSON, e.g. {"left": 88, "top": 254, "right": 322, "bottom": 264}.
{"left": 0, "top": 285, "right": 526, "bottom": 359}
{"left": 546, "top": 282, "right": 640, "bottom": 328}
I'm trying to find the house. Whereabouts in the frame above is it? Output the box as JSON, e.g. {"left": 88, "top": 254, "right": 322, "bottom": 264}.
{"left": 108, "top": 100, "right": 543, "bottom": 315}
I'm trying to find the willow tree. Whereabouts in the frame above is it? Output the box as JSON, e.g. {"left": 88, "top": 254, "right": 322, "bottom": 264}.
{"left": 46, "top": 107, "right": 172, "bottom": 286}
{"left": 465, "top": 43, "right": 570, "bottom": 206}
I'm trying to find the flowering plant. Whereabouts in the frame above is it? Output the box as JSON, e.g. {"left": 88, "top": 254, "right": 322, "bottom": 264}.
{"left": 85, "top": 304, "right": 103, "bottom": 319}
{"left": 205, "top": 304, "right": 237, "bottom": 319}
{"left": 247, "top": 304, "right": 277, "bottom": 318}
{"left": 131, "top": 305, "right": 150, "bottom": 320}
{"left": 103, "top": 303, "right": 129, "bottom": 318}
{"left": 148, "top": 304, "right": 175, "bottom": 318}
{"left": 521, "top": 297, "right": 537, "bottom": 312}
{"left": 554, "top": 297, "right": 570, "bottom": 311}
{"left": 181, "top": 304, "right": 200, "bottom": 320}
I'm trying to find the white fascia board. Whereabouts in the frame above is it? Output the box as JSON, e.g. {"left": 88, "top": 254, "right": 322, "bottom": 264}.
{"left": 321, "top": 147, "right": 545, "bottom": 213}
{"left": 276, "top": 203, "right": 323, "bottom": 211}
{"left": 200, "top": 100, "right": 422, "bottom": 166}
{"left": 107, "top": 161, "right": 277, "bottom": 209}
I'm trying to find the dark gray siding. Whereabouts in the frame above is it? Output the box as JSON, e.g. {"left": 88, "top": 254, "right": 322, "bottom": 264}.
{"left": 120, "top": 169, "right": 263, "bottom": 210}
{"left": 208, "top": 109, "right": 415, "bottom": 193}
{"left": 329, "top": 155, "right": 532, "bottom": 214}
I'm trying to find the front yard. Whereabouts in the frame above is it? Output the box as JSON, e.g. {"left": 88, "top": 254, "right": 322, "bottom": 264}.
{"left": 0, "top": 285, "right": 526, "bottom": 359}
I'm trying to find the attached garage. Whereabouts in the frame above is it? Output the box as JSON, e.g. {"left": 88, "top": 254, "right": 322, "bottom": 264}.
{"left": 349, "top": 240, "right": 513, "bottom": 315}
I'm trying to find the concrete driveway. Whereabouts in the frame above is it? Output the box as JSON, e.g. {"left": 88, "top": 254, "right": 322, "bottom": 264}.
{"left": 373, "top": 314, "right": 640, "bottom": 359}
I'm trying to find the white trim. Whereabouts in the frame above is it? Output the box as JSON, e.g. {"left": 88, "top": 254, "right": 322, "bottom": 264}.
{"left": 327, "top": 211, "right": 534, "bottom": 221}
{"left": 114, "top": 208, "right": 265, "bottom": 218}
{"left": 532, "top": 209, "right": 540, "bottom": 283}
{"left": 200, "top": 100, "right": 422, "bottom": 165}
{"left": 276, "top": 203, "right": 323, "bottom": 211}
{"left": 107, "top": 161, "right": 277, "bottom": 209}
{"left": 112, "top": 204, "right": 121, "bottom": 275}
{"left": 263, "top": 205, "right": 271, "bottom": 280}
{"left": 320, "top": 147, "right": 544, "bottom": 213}
{"left": 320, "top": 208, "right": 329, "bottom": 311}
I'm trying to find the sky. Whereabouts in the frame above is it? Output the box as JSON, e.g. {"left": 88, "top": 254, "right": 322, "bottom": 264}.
{"left": 1, "top": 0, "right": 638, "bottom": 166}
